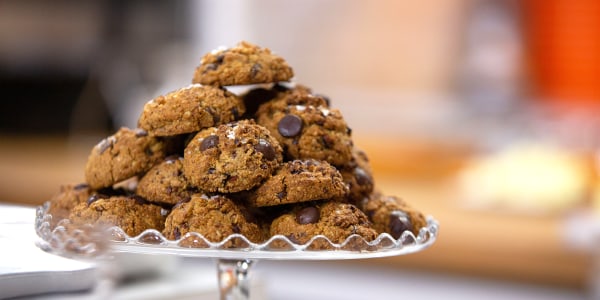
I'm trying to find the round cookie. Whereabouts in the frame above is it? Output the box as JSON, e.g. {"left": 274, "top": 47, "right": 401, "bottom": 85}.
{"left": 136, "top": 156, "right": 197, "bottom": 205}
{"left": 338, "top": 147, "right": 375, "bottom": 205}
{"left": 269, "top": 201, "right": 378, "bottom": 249}
{"left": 183, "top": 120, "right": 283, "bottom": 193}
{"left": 162, "top": 194, "right": 264, "bottom": 247}
{"left": 256, "top": 103, "right": 353, "bottom": 166}
{"left": 192, "top": 41, "right": 294, "bottom": 86}
{"left": 68, "top": 195, "right": 168, "bottom": 237}
{"left": 138, "top": 84, "right": 245, "bottom": 136}
{"left": 84, "top": 127, "right": 171, "bottom": 189}
{"left": 358, "top": 192, "right": 427, "bottom": 238}
{"left": 47, "top": 183, "right": 92, "bottom": 228}
{"left": 246, "top": 159, "right": 348, "bottom": 207}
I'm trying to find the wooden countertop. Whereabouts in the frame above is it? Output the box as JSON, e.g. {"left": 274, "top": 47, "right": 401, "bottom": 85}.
{"left": 0, "top": 134, "right": 592, "bottom": 290}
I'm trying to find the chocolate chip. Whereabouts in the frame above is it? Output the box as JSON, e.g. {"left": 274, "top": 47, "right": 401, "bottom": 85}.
{"left": 354, "top": 168, "right": 372, "bottom": 186}
{"left": 205, "top": 107, "right": 220, "bottom": 124}
{"left": 165, "top": 186, "right": 173, "bottom": 194}
{"left": 321, "top": 135, "right": 335, "bottom": 148}
{"left": 276, "top": 191, "right": 287, "bottom": 199}
{"left": 389, "top": 212, "right": 413, "bottom": 239}
{"left": 215, "top": 54, "right": 225, "bottom": 65}
{"left": 296, "top": 207, "right": 319, "bottom": 224}
{"left": 250, "top": 63, "right": 262, "bottom": 78}
{"left": 74, "top": 183, "right": 89, "bottom": 190}
{"left": 254, "top": 139, "right": 276, "bottom": 160}
{"left": 200, "top": 135, "right": 219, "bottom": 151}
{"left": 134, "top": 129, "right": 148, "bottom": 137}
{"left": 208, "top": 167, "right": 216, "bottom": 174}
{"left": 346, "top": 127, "right": 352, "bottom": 135}
{"left": 87, "top": 193, "right": 108, "bottom": 205}
{"left": 278, "top": 114, "right": 303, "bottom": 137}
{"left": 232, "top": 224, "right": 241, "bottom": 234}
{"left": 174, "top": 227, "right": 181, "bottom": 240}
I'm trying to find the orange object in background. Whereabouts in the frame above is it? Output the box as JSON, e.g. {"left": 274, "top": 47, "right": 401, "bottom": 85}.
{"left": 523, "top": 0, "right": 600, "bottom": 106}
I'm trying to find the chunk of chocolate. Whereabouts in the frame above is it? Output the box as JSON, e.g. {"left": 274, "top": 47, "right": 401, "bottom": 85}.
{"left": 278, "top": 114, "right": 303, "bottom": 137}
{"left": 200, "top": 135, "right": 219, "bottom": 151}
{"left": 254, "top": 139, "right": 276, "bottom": 160}
{"left": 296, "top": 206, "right": 320, "bottom": 224}
{"left": 389, "top": 211, "right": 413, "bottom": 239}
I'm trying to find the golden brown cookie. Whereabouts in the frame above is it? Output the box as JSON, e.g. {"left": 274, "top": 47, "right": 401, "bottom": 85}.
{"left": 358, "top": 192, "right": 427, "bottom": 238}
{"left": 269, "top": 201, "right": 377, "bottom": 249}
{"left": 162, "top": 194, "right": 264, "bottom": 247}
{"left": 68, "top": 195, "right": 168, "bottom": 237}
{"left": 192, "top": 41, "right": 294, "bottom": 86}
{"left": 183, "top": 120, "right": 283, "bottom": 193}
{"left": 245, "top": 159, "right": 348, "bottom": 207}
{"left": 84, "top": 127, "right": 172, "bottom": 189}
{"left": 47, "top": 183, "right": 92, "bottom": 228}
{"left": 138, "top": 84, "right": 245, "bottom": 136}
{"left": 136, "top": 156, "right": 197, "bottom": 205}
{"left": 256, "top": 103, "right": 353, "bottom": 166}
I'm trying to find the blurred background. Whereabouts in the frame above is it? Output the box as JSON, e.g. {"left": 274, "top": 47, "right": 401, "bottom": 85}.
{"left": 1, "top": 0, "right": 600, "bottom": 299}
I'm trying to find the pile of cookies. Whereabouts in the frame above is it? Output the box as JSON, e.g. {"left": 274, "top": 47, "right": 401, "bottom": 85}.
{"left": 47, "top": 41, "right": 427, "bottom": 249}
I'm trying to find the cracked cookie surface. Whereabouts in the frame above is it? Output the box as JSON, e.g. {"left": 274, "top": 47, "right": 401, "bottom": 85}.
{"left": 138, "top": 84, "right": 245, "bottom": 136}
{"left": 136, "top": 156, "right": 197, "bottom": 205}
{"left": 193, "top": 41, "right": 294, "bottom": 86}
{"left": 183, "top": 120, "right": 283, "bottom": 193}
{"left": 162, "top": 194, "right": 264, "bottom": 247}
{"left": 246, "top": 159, "right": 347, "bottom": 207}
{"left": 84, "top": 127, "right": 171, "bottom": 189}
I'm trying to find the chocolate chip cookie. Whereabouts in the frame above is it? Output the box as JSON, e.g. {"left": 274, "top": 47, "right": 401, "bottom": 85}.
{"left": 183, "top": 120, "right": 283, "bottom": 193}
{"left": 47, "top": 183, "right": 92, "bottom": 228}
{"left": 68, "top": 195, "right": 169, "bottom": 237}
{"left": 138, "top": 84, "right": 245, "bottom": 136}
{"left": 269, "top": 201, "right": 377, "bottom": 249}
{"left": 162, "top": 194, "right": 264, "bottom": 247}
{"left": 359, "top": 192, "right": 427, "bottom": 238}
{"left": 136, "top": 156, "right": 197, "bottom": 205}
{"left": 245, "top": 159, "right": 347, "bottom": 207}
{"left": 84, "top": 127, "right": 172, "bottom": 189}
{"left": 192, "top": 41, "right": 294, "bottom": 86}
{"left": 256, "top": 103, "right": 353, "bottom": 166}
{"left": 339, "top": 147, "right": 375, "bottom": 205}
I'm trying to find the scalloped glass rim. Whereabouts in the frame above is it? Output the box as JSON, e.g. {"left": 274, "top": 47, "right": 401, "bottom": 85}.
{"left": 35, "top": 202, "right": 438, "bottom": 260}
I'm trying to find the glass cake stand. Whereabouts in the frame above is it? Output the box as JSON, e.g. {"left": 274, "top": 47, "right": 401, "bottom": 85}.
{"left": 35, "top": 202, "right": 439, "bottom": 300}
